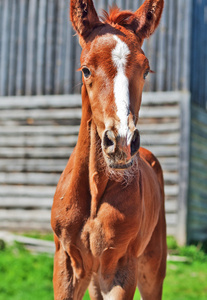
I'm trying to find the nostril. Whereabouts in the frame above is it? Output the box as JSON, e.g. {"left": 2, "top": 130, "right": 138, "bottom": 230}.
{"left": 104, "top": 134, "right": 114, "bottom": 147}
{"left": 103, "top": 130, "right": 116, "bottom": 154}
{"left": 131, "top": 129, "right": 140, "bottom": 156}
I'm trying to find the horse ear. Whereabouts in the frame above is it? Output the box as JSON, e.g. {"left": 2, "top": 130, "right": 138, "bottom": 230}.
{"left": 132, "top": 0, "right": 164, "bottom": 41}
{"left": 70, "top": 0, "right": 101, "bottom": 39}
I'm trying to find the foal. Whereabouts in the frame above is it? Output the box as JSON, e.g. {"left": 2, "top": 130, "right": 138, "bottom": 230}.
{"left": 51, "top": 1, "right": 167, "bottom": 299}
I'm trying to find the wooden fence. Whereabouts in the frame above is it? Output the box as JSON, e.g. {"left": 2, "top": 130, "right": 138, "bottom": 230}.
{"left": 187, "top": 105, "right": 207, "bottom": 243}
{"left": 0, "top": 0, "right": 192, "bottom": 96}
{"left": 191, "top": 0, "right": 207, "bottom": 109}
{"left": 185, "top": 0, "right": 207, "bottom": 243}
{"left": 0, "top": 92, "right": 191, "bottom": 241}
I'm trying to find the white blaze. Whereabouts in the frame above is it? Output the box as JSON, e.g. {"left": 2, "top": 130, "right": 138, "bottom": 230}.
{"left": 112, "top": 35, "right": 130, "bottom": 138}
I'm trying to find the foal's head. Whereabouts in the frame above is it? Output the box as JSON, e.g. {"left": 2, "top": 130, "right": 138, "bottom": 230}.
{"left": 71, "top": 0, "right": 164, "bottom": 170}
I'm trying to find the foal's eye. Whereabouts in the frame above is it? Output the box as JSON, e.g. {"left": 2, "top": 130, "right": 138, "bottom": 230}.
{"left": 82, "top": 67, "right": 91, "bottom": 78}
{"left": 143, "top": 70, "right": 149, "bottom": 80}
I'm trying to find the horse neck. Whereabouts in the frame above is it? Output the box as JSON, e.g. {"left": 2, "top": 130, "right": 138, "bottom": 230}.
{"left": 74, "top": 85, "right": 108, "bottom": 217}
{"left": 89, "top": 118, "right": 109, "bottom": 218}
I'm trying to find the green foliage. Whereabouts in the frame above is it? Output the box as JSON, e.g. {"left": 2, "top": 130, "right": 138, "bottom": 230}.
{"left": 167, "top": 236, "right": 178, "bottom": 250}
{"left": 163, "top": 260, "right": 207, "bottom": 300}
{"left": 22, "top": 231, "right": 54, "bottom": 241}
{"left": 0, "top": 237, "right": 206, "bottom": 299}
{"left": 167, "top": 236, "right": 207, "bottom": 262}
{"left": 0, "top": 243, "right": 53, "bottom": 300}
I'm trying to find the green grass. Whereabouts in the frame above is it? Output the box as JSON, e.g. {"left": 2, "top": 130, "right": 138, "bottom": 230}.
{"left": 0, "top": 241, "right": 53, "bottom": 300}
{"left": 0, "top": 237, "right": 206, "bottom": 299}
{"left": 22, "top": 231, "right": 54, "bottom": 241}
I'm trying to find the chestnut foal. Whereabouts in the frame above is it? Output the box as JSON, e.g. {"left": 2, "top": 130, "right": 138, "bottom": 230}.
{"left": 51, "top": 1, "right": 167, "bottom": 299}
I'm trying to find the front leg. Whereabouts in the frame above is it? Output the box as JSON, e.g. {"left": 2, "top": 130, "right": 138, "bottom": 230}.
{"left": 53, "top": 235, "right": 91, "bottom": 300}
{"left": 137, "top": 209, "right": 167, "bottom": 300}
{"left": 97, "top": 249, "right": 138, "bottom": 300}
{"left": 88, "top": 274, "right": 103, "bottom": 300}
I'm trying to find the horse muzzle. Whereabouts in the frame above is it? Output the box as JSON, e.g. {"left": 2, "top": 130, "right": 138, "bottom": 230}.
{"left": 102, "top": 129, "right": 140, "bottom": 169}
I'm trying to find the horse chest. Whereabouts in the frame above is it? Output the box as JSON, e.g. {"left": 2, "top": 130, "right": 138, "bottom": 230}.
{"left": 82, "top": 189, "right": 141, "bottom": 258}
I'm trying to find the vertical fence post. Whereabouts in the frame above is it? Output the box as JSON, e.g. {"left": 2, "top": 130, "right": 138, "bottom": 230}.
{"left": 0, "top": 0, "right": 11, "bottom": 96}
{"left": 25, "top": 0, "right": 38, "bottom": 96}
{"left": 36, "top": 0, "right": 47, "bottom": 95}
{"left": 8, "top": 0, "right": 19, "bottom": 96}
{"left": 45, "top": 0, "right": 55, "bottom": 95}
{"left": 16, "top": 0, "right": 28, "bottom": 96}
{"left": 177, "top": 92, "right": 191, "bottom": 246}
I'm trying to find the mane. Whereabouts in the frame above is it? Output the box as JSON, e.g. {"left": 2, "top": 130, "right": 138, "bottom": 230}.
{"left": 101, "top": 6, "right": 135, "bottom": 27}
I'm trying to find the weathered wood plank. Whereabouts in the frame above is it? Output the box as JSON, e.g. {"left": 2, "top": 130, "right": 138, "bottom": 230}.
{"left": 166, "top": 0, "right": 174, "bottom": 91}
{"left": 167, "top": 226, "right": 176, "bottom": 236}
{"left": 0, "top": 106, "right": 179, "bottom": 121}
{"left": 0, "top": 172, "right": 60, "bottom": 186}
{"left": 0, "top": 209, "right": 51, "bottom": 222}
{"left": 156, "top": 0, "right": 167, "bottom": 91}
{"left": 0, "top": 158, "right": 179, "bottom": 173}
{"left": 0, "top": 0, "right": 11, "bottom": 96}
{"left": 182, "top": 0, "right": 192, "bottom": 91}
{"left": 165, "top": 185, "right": 179, "bottom": 197}
{"left": 142, "top": 146, "right": 179, "bottom": 157}
{"left": 189, "top": 196, "right": 207, "bottom": 212}
{"left": 188, "top": 231, "right": 207, "bottom": 242}
{"left": 139, "top": 107, "right": 180, "bottom": 118}
{"left": 0, "top": 185, "right": 55, "bottom": 198}
{"left": 0, "top": 125, "right": 81, "bottom": 135}
{"left": 191, "top": 179, "right": 207, "bottom": 196}
{"left": 0, "top": 159, "right": 67, "bottom": 173}
{"left": 191, "top": 103, "right": 207, "bottom": 127}
{"left": 0, "top": 198, "right": 53, "bottom": 209}
{"left": 54, "top": 0, "right": 67, "bottom": 94}
{"left": 163, "top": 172, "right": 179, "bottom": 185}
{"left": 0, "top": 209, "right": 178, "bottom": 228}
{"left": 8, "top": 0, "right": 18, "bottom": 96}
{"left": 191, "top": 166, "right": 207, "bottom": 181}
{"left": 140, "top": 133, "right": 180, "bottom": 145}
{"left": 0, "top": 135, "right": 78, "bottom": 147}
{"left": 0, "top": 185, "right": 176, "bottom": 203}
{"left": 165, "top": 200, "right": 178, "bottom": 213}
{"left": 73, "top": 40, "right": 82, "bottom": 93}
{"left": 0, "top": 198, "right": 179, "bottom": 211}
{"left": 0, "top": 147, "right": 74, "bottom": 158}
{"left": 45, "top": 0, "right": 56, "bottom": 95}
{"left": 0, "top": 109, "right": 82, "bottom": 120}
{"left": 63, "top": 20, "right": 74, "bottom": 94}
{"left": 0, "top": 95, "right": 82, "bottom": 109}
{"left": 165, "top": 213, "right": 178, "bottom": 226}
{"left": 0, "top": 198, "right": 179, "bottom": 214}
{"left": 0, "top": 133, "right": 179, "bottom": 147}
{"left": 189, "top": 212, "right": 207, "bottom": 225}
{"left": 0, "top": 145, "right": 179, "bottom": 159}
{"left": 0, "top": 92, "right": 182, "bottom": 109}
{"left": 25, "top": 0, "right": 38, "bottom": 95}
{"left": 0, "top": 0, "right": 3, "bottom": 79}
{"left": 0, "top": 231, "right": 55, "bottom": 253}
{"left": 0, "top": 221, "right": 52, "bottom": 232}
{"left": 191, "top": 122, "right": 207, "bottom": 140}
{"left": 174, "top": 0, "right": 182, "bottom": 90}
{"left": 0, "top": 171, "right": 178, "bottom": 186}
{"left": 191, "top": 138, "right": 207, "bottom": 157}
{"left": 0, "top": 123, "right": 179, "bottom": 135}
{"left": 16, "top": 0, "right": 28, "bottom": 95}
{"left": 36, "top": 0, "right": 47, "bottom": 95}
